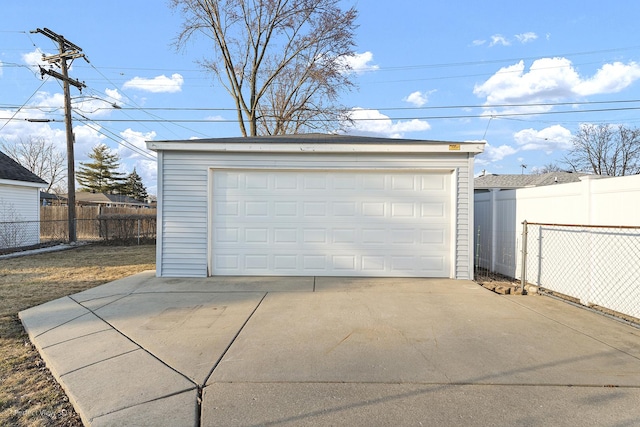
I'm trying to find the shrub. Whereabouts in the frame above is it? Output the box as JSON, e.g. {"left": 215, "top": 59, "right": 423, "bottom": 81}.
{"left": 96, "top": 214, "right": 156, "bottom": 245}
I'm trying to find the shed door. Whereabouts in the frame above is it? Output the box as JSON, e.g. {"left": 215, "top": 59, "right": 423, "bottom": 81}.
{"left": 211, "top": 169, "right": 452, "bottom": 277}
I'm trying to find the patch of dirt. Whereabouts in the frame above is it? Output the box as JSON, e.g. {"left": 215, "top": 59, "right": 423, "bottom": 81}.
{"left": 475, "top": 272, "right": 536, "bottom": 295}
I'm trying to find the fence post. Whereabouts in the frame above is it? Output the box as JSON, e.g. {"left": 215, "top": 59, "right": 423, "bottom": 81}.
{"left": 521, "top": 220, "right": 528, "bottom": 292}
{"left": 137, "top": 218, "right": 141, "bottom": 245}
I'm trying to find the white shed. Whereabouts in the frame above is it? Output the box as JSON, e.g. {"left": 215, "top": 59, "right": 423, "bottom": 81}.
{"left": 0, "top": 151, "right": 48, "bottom": 249}
{"left": 148, "top": 134, "right": 484, "bottom": 279}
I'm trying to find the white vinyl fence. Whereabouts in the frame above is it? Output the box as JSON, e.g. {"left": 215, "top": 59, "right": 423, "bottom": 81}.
{"left": 475, "top": 174, "right": 640, "bottom": 321}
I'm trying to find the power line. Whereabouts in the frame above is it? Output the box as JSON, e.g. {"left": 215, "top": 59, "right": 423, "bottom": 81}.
{"left": 60, "top": 105, "right": 640, "bottom": 123}
{"left": 0, "top": 76, "right": 51, "bottom": 132}
{"left": 86, "top": 62, "right": 210, "bottom": 139}
{"left": 73, "top": 111, "right": 157, "bottom": 161}
{"left": 12, "top": 103, "right": 640, "bottom": 125}
{"left": 5, "top": 97, "right": 640, "bottom": 115}
{"left": 63, "top": 44, "right": 640, "bottom": 74}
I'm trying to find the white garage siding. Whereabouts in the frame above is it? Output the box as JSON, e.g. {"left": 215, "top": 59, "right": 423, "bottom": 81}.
{"left": 153, "top": 146, "right": 482, "bottom": 279}
{"left": 455, "top": 163, "right": 473, "bottom": 279}
{"left": 156, "top": 151, "right": 210, "bottom": 277}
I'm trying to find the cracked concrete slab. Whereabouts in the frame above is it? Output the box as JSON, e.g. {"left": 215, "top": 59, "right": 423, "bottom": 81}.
{"left": 60, "top": 349, "right": 195, "bottom": 424}
{"left": 93, "top": 291, "right": 266, "bottom": 384}
{"left": 19, "top": 273, "right": 640, "bottom": 426}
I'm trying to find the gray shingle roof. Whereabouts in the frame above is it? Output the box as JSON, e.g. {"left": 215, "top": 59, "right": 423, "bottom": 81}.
{"left": 154, "top": 132, "right": 469, "bottom": 145}
{"left": 0, "top": 150, "right": 48, "bottom": 185}
{"left": 72, "top": 192, "right": 146, "bottom": 206}
{"left": 474, "top": 172, "right": 587, "bottom": 190}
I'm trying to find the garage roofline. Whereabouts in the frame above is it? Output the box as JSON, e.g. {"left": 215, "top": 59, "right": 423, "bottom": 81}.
{"left": 146, "top": 135, "right": 485, "bottom": 154}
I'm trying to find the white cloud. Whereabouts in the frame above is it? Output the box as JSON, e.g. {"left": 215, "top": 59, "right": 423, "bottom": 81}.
{"left": 33, "top": 91, "right": 65, "bottom": 110}
{"left": 337, "top": 51, "right": 379, "bottom": 74}
{"left": 513, "top": 125, "right": 573, "bottom": 153}
{"left": 403, "top": 91, "right": 428, "bottom": 107}
{"left": 117, "top": 128, "right": 157, "bottom": 160}
{"left": 122, "top": 73, "right": 184, "bottom": 93}
{"left": 104, "top": 88, "right": 123, "bottom": 105}
{"left": 113, "top": 129, "right": 158, "bottom": 194}
{"left": 0, "top": 89, "right": 159, "bottom": 194}
{"left": 575, "top": 62, "right": 640, "bottom": 95}
{"left": 489, "top": 34, "right": 510, "bottom": 47}
{"left": 72, "top": 90, "right": 123, "bottom": 117}
{"left": 0, "top": 60, "right": 3, "bottom": 78}
{"left": 474, "top": 57, "right": 640, "bottom": 113}
{"left": 515, "top": 32, "right": 538, "bottom": 43}
{"left": 22, "top": 49, "right": 50, "bottom": 72}
{"left": 134, "top": 159, "right": 158, "bottom": 195}
{"left": 342, "top": 108, "right": 430, "bottom": 138}
{"left": 0, "top": 107, "right": 66, "bottom": 150}
{"left": 476, "top": 143, "right": 517, "bottom": 164}
{"left": 73, "top": 125, "right": 109, "bottom": 161}
{"left": 477, "top": 33, "right": 539, "bottom": 48}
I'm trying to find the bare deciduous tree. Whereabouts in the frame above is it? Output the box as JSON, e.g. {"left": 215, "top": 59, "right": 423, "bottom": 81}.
{"left": 0, "top": 136, "right": 66, "bottom": 192}
{"left": 535, "top": 162, "right": 563, "bottom": 174}
{"left": 171, "top": 0, "right": 358, "bottom": 136}
{"left": 565, "top": 124, "right": 640, "bottom": 176}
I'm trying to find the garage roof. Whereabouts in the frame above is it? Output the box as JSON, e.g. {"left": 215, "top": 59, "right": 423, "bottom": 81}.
{"left": 148, "top": 133, "right": 485, "bottom": 154}
{"left": 0, "top": 150, "right": 48, "bottom": 186}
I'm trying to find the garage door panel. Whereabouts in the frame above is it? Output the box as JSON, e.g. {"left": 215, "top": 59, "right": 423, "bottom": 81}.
{"left": 420, "top": 256, "right": 446, "bottom": 272}
{"left": 212, "top": 170, "right": 452, "bottom": 277}
{"left": 421, "top": 202, "right": 446, "bottom": 217}
{"left": 214, "top": 252, "right": 451, "bottom": 277}
{"left": 217, "top": 226, "right": 448, "bottom": 247}
{"left": 421, "top": 174, "right": 446, "bottom": 190}
{"left": 245, "top": 255, "right": 268, "bottom": 270}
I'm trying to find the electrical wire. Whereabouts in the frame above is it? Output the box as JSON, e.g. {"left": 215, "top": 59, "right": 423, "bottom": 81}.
{"left": 4, "top": 29, "right": 640, "bottom": 137}
{"left": 87, "top": 62, "right": 210, "bottom": 139}
{"left": 0, "top": 76, "right": 50, "bottom": 132}
{"left": 6, "top": 98, "right": 640, "bottom": 117}
{"left": 62, "top": 104, "right": 640, "bottom": 124}
{"left": 73, "top": 111, "right": 157, "bottom": 161}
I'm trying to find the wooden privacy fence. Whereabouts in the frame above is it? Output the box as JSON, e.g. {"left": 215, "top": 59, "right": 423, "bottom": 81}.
{"left": 40, "top": 206, "right": 157, "bottom": 242}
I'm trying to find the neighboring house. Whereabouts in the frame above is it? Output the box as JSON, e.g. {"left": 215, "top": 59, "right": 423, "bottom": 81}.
{"left": 72, "top": 192, "right": 149, "bottom": 208}
{"left": 148, "top": 134, "right": 485, "bottom": 279}
{"left": 0, "top": 150, "right": 48, "bottom": 248}
{"left": 145, "top": 195, "right": 157, "bottom": 209}
{"left": 40, "top": 191, "right": 65, "bottom": 206}
{"left": 474, "top": 171, "right": 587, "bottom": 192}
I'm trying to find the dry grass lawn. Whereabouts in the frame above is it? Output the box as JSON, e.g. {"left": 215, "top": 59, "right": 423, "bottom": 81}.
{"left": 0, "top": 244, "right": 155, "bottom": 427}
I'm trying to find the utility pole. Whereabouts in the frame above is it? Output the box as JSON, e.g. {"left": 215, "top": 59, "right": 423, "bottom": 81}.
{"left": 31, "top": 28, "right": 86, "bottom": 243}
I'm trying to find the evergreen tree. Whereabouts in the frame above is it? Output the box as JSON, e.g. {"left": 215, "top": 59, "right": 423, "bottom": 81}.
{"left": 76, "top": 144, "right": 126, "bottom": 193}
{"left": 123, "top": 168, "right": 148, "bottom": 202}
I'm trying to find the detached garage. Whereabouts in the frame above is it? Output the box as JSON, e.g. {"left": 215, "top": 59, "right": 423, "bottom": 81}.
{"left": 147, "top": 134, "right": 484, "bottom": 279}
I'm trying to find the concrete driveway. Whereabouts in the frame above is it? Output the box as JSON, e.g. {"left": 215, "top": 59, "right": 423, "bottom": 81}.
{"left": 19, "top": 272, "right": 640, "bottom": 426}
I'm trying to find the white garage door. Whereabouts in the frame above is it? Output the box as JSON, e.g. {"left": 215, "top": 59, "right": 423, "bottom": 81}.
{"left": 211, "top": 169, "right": 452, "bottom": 277}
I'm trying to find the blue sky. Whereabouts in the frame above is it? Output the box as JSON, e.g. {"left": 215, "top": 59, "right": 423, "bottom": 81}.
{"left": 2, "top": 1, "right": 640, "bottom": 195}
